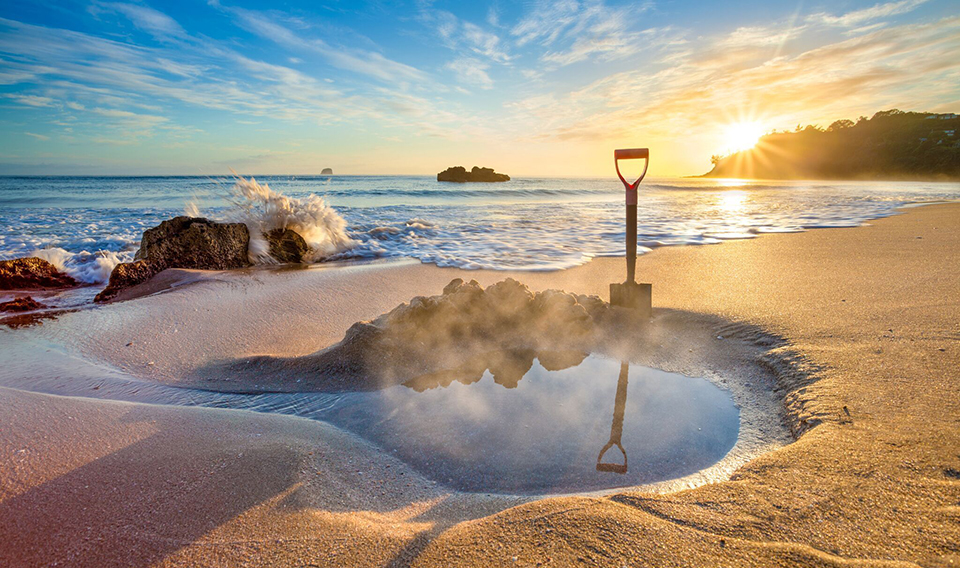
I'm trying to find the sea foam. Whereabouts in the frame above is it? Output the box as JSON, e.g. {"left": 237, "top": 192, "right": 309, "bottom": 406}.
{"left": 31, "top": 247, "right": 129, "bottom": 284}
{"left": 184, "top": 175, "right": 357, "bottom": 264}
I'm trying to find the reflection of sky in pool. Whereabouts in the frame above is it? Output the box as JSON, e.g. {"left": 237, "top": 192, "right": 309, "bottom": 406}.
{"left": 0, "top": 339, "right": 740, "bottom": 495}
{"left": 316, "top": 353, "right": 740, "bottom": 494}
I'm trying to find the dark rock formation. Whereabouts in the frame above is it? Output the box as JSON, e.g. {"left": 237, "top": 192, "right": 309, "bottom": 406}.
{"left": 321, "top": 168, "right": 333, "bottom": 175}
{"left": 265, "top": 228, "right": 309, "bottom": 263}
{"left": 437, "top": 166, "right": 510, "bottom": 182}
{"left": 0, "top": 296, "right": 46, "bottom": 312}
{"left": 95, "top": 260, "right": 164, "bottom": 303}
{"left": 134, "top": 216, "right": 250, "bottom": 269}
{"left": 0, "top": 257, "right": 78, "bottom": 290}
{"left": 96, "top": 217, "right": 251, "bottom": 303}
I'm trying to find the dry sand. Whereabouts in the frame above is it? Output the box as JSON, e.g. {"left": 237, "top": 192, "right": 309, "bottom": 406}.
{"left": 1, "top": 203, "right": 959, "bottom": 567}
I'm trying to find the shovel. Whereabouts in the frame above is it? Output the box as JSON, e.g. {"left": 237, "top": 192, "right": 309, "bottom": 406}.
{"left": 597, "top": 361, "right": 630, "bottom": 474}
{"left": 609, "top": 148, "right": 652, "bottom": 316}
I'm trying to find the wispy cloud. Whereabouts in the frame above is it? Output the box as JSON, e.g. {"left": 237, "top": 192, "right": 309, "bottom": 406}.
{"left": 223, "top": 5, "right": 427, "bottom": 83}
{"left": 522, "top": 15, "right": 960, "bottom": 146}
{"left": 512, "top": 0, "right": 659, "bottom": 67}
{"left": 24, "top": 132, "right": 50, "bottom": 141}
{"left": 5, "top": 94, "right": 56, "bottom": 107}
{"left": 445, "top": 57, "right": 494, "bottom": 89}
{"left": 92, "top": 2, "right": 187, "bottom": 40}
{"left": 810, "top": 0, "right": 930, "bottom": 27}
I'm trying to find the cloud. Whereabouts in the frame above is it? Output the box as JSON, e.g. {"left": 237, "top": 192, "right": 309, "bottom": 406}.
{"left": 419, "top": 9, "right": 511, "bottom": 63}
{"left": 811, "top": 0, "right": 930, "bottom": 28}
{"left": 445, "top": 57, "right": 494, "bottom": 89}
{"left": 224, "top": 6, "right": 427, "bottom": 82}
{"left": 512, "top": 0, "right": 657, "bottom": 66}
{"left": 4, "top": 94, "right": 56, "bottom": 107}
{"left": 24, "top": 132, "right": 50, "bottom": 141}
{"left": 511, "top": 0, "right": 581, "bottom": 47}
{"left": 93, "top": 2, "right": 186, "bottom": 40}
{"left": 515, "top": 15, "right": 960, "bottom": 146}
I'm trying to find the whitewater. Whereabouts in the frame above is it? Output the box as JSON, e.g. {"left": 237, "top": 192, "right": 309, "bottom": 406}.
{"left": 1, "top": 174, "right": 958, "bottom": 284}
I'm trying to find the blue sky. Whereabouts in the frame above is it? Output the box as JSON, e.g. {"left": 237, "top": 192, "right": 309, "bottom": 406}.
{"left": 0, "top": 0, "right": 957, "bottom": 176}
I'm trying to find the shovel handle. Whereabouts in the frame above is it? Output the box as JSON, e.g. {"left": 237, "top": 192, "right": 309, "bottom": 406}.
{"left": 614, "top": 148, "right": 650, "bottom": 203}
{"left": 596, "top": 441, "right": 628, "bottom": 474}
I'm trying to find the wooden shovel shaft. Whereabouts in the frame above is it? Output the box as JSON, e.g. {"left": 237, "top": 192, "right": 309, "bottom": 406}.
{"left": 610, "top": 361, "right": 629, "bottom": 440}
{"left": 626, "top": 204, "right": 637, "bottom": 283}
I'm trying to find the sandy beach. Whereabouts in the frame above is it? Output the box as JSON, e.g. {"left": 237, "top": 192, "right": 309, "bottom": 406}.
{"left": 1, "top": 202, "right": 958, "bottom": 567}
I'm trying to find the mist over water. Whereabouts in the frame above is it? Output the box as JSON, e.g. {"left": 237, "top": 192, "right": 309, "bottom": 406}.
{"left": 0, "top": 175, "right": 957, "bottom": 282}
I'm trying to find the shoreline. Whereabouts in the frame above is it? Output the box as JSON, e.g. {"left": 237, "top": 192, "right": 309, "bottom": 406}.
{"left": 4, "top": 198, "right": 956, "bottom": 311}
{"left": 1, "top": 203, "right": 958, "bottom": 566}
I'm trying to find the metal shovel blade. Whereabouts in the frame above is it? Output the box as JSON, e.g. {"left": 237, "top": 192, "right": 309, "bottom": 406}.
{"left": 609, "top": 281, "right": 652, "bottom": 315}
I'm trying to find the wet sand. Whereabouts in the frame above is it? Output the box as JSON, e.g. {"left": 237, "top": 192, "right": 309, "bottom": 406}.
{"left": 1, "top": 203, "right": 959, "bottom": 566}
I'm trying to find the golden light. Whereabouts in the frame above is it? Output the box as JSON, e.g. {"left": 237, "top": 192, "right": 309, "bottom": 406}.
{"left": 719, "top": 189, "right": 747, "bottom": 214}
{"left": 722, "top": 121, "right": 765, "bottom": 154}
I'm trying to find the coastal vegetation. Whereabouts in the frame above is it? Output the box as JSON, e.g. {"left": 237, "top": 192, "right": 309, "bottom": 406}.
{"left": 704, "top": 110, "right": 960, "bottom": 180}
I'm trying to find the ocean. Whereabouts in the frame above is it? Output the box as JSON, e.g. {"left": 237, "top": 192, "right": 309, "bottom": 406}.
{"left": 1, "top": 175, "right": 958, "bottom": 284}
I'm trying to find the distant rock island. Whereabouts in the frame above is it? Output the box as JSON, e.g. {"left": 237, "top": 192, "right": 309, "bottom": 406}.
{"left": 437, "top": 166, "right": 510, "bottom": 182}
{"left": 321, "top": 168, "right": 333, "bottom": 175}
{"left": 703, "top": 110, "right": 960, "bottom": 181}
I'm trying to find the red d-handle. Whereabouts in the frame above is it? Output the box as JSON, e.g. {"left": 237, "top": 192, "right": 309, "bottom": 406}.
{"left": 614, "top": 148, "right": 649, "bottom": 203}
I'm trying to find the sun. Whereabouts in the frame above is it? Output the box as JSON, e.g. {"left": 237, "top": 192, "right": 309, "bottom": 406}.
{"left": 723, "top": 121, "right": 765, "bottom": 154}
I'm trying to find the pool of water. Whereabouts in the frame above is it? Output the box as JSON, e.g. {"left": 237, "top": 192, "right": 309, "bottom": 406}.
{"left": 0, "top": 336, "right": 740, "bottom": 495}
{"left": 317, "top": 352, "right": 740, "bottom": 494}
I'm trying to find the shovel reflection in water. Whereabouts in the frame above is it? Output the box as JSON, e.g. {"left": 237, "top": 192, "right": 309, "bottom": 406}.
{"left": 597, "top": 361, "right": 630, "bottom": 474}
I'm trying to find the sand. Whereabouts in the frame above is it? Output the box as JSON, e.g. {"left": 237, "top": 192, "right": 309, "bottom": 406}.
{"left": 1, "top": 203, "right": 959, "bottom": 567}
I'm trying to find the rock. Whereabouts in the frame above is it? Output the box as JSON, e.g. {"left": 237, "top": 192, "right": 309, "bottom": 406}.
{"left": 0, "top": 257, "right": 78, "bottom": 290}
{"left": 96, "top": 217, "right": 251, "bottom": 303}
{"left": 94, "top": 260, "right": 164, "bottom": 303}
{"left": 265, "top": 228, "right": 309, "bottom": 263}
{"left": 0, "top": 296, "right": 46, "bottom": 312}
{"left": 437, "top": 166, "right": 510, "bottom": 182}
{"left": 135, "top": 216, "right": 250, "bottom": 270}
{"left": 321, "top": 167, "right": 333, "bottom": 175}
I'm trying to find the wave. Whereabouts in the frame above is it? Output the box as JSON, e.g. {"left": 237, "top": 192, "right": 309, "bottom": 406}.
{"left": 190, "top": 176, "right": 357, "bottom": 264}
{"left": 31, "top": 247, "right": 129, "bottom": 284}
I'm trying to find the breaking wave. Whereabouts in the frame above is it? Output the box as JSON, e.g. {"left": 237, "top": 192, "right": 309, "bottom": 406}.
{"left": 31, "top": 247, "right": 129, "bottom": 284}
{"left": 191, "top": 175, "right": 357, "bottom": 264}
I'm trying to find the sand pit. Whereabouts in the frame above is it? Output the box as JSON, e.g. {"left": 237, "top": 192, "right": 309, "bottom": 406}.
{"left": 0, "top": 268, "right": 794, "bottom": 497}
{"left": 2, "top": 203, "right": 957, "bottom": 566}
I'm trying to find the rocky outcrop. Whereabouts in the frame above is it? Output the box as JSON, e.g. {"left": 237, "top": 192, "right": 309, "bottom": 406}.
{"left": 134, "top": 216, "right": 250, "bottom": 269}
{"left": 265, "top": 228, "right": 309, "bottom": 264}
{"left": 0, "top": 257, "right": 78, "bottom": 290}
{"left": 96, "top": 217, "right": 251, "bottom": 303}
{"left": 94, "top": 260, "right": 164, "bottom": 302}
{"left": 437, "top": 166, "right": 510, "bottom": 182}
{"left": 0, "top": 296, "right": 46, "bottom": 312}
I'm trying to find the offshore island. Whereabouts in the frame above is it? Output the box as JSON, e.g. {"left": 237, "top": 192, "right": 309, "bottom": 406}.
{"left": 437, "top": 166, "right": 510, "bottom": 182}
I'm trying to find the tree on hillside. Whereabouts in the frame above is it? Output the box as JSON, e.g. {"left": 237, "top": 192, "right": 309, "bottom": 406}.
{"left": 704, "top": 110, "right": 960, "bottom": 181}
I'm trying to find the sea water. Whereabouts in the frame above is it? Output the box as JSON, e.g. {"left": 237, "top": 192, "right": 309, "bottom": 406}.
{"left": 1, "top": 175, "right": 958, "bottom": 283}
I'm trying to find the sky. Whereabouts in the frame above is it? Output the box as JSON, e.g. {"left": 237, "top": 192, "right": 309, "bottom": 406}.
{"left": 0, "top": 0, "right": 957, "bottom": 177}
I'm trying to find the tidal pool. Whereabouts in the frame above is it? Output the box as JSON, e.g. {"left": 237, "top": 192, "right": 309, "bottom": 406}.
{"left": 0, "top": 335, "right": 741, "bottom": 495}
{"left": 315, "top": 352, "right": 740, "bottom": 494}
